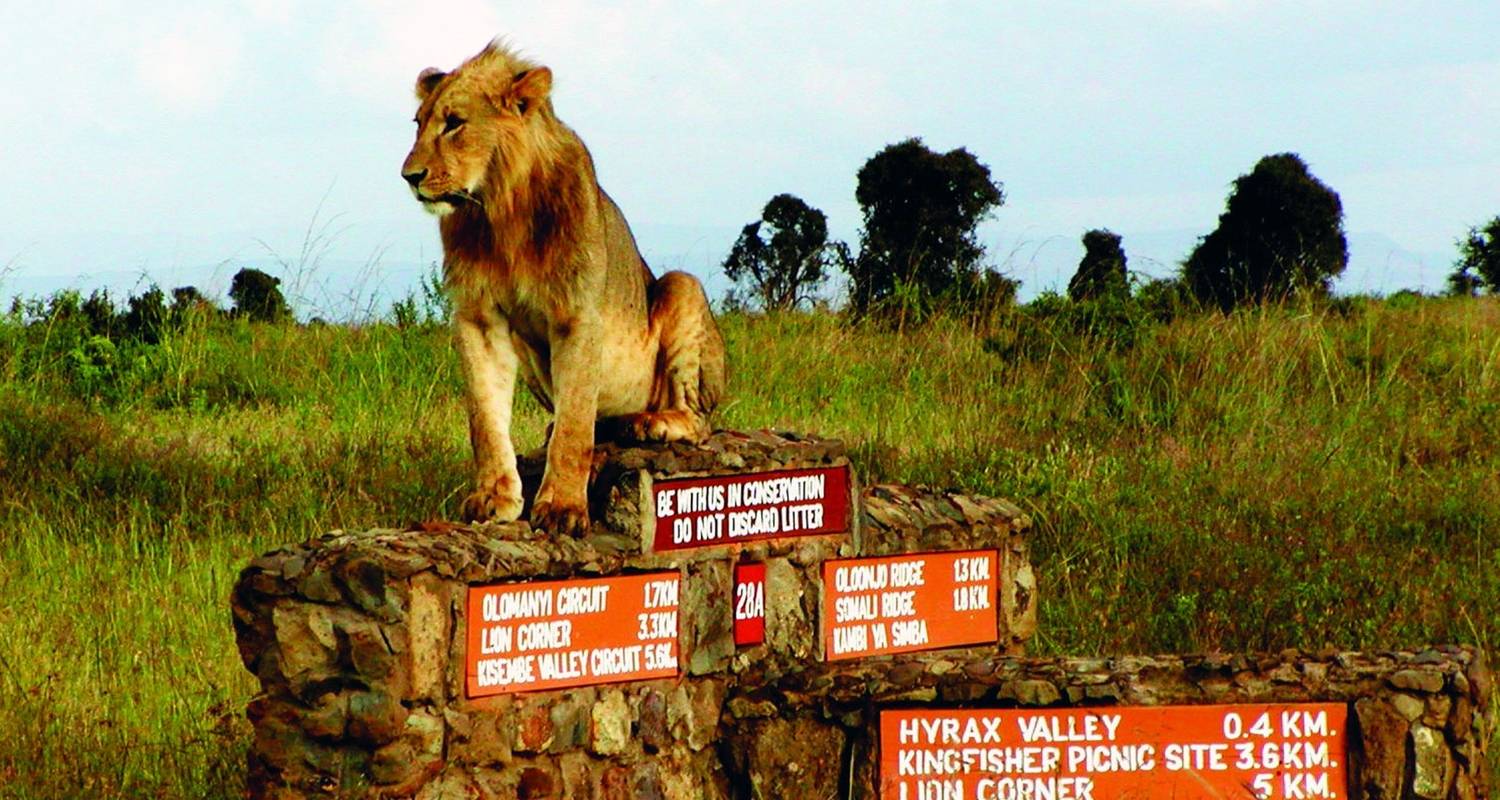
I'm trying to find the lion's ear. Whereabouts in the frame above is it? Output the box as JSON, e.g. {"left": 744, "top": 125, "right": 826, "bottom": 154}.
{"left": 510, "top": 67, "right": 552, "bottom": 114}
{"left": 415, "top": 68, "right": 447, "bottom": 101}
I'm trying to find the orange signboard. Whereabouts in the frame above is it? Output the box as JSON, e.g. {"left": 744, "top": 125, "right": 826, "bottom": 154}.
{"left": 879, "top": 704, "right": 1348, "bottom": 800}
{"left": 823, "top": 550, "right": 998, "bottom": 660}
{"left": 465, "top": 572, "right": 679, "bottom": 697}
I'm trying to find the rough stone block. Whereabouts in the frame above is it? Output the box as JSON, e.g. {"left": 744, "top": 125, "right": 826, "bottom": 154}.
{"left": 272, "top": 603, "right": 337, "bottom": 681}
{"left": 681, "top": 559, "right": 733, "bottom": 675}
{"left": 762, "top": 557, "right": 815, "bottom": 667}
{"left": 737, "top": 716, "right": 845, "bottom": 800}
{"left": 346, "top": 690, "right": 407, "bottom": 745}
{"left": 1391, "top": 668, "right": 1447, "bottom": 694}
{"left": 1411, "top": 723, "right": 1454, "bottom": 799}
{"left": 512, "top": 697, "right": 554, "bottom": 754}
{"left": 589, "top": 689, "right": 631, "bottom": 756}
{"left": 407, "top": 572, "right": 450, "bottom": 702}
{"left": 1391, "top": 692, "right": 1425, "bottom": 721}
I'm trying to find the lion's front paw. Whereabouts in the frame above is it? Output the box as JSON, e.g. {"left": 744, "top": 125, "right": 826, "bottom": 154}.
{"left": 530, "top": 501, "right": 590, "bottom": 539}
{"left": 628, "top": 414, "right": 671, "bottom": 442}
{"left": 621, "top": 410, "right": 707, "bottom": 444}
{"left": 459, "top": 480, "right": 524, "bottom": 524}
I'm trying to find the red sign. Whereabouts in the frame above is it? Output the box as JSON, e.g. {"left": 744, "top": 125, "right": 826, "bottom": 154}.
{"left": 822, "top": 550, "right": 998, "bottom": 661}
{"left": 879, "top": 704, "right": 1349, "bottom": 800}
{"left": 733, "top": 562, "right": 767, "bottom": 646}
{"left": 651, "top": 465, "right": 851, "bottom": 552}
{"left": 465, "top": 572, "right": 679, "bottom": 697}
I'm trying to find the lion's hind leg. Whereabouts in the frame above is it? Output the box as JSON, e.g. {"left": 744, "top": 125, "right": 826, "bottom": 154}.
{"left": 612, "top": 271, "right": 726, "bottom": 444}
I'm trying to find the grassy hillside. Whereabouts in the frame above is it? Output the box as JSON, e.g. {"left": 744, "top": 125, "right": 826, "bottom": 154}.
{"left": 1, "top": 297, "right": 1496, "bottom": 797}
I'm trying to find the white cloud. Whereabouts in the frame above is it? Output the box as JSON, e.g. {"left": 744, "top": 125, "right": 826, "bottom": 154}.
{"left": 244, "top": 0, "right": 295, "bottom": 24}
{"left": 1126, "top": 0, "right": 1285, "bottom": 13}
{"left": 132, "top": 9, "right": 245, "bottom": 113}
{"left": 317, "top": 0, "right": 506, "bottom": 106}
{"left": 315, "top": 1, "right": 903, "bottom": 129}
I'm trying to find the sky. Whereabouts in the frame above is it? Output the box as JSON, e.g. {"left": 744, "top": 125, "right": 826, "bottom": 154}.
{"left": 2, "top": 1, "right": 1497, "bottom": 312}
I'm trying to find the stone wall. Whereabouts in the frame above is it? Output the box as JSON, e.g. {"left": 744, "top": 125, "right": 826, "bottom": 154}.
{"left": 752, "top": 647, "right": 1490, "bottom": 800}
{"left": 232, "top": 431, "right": 1489, "bottom": 799}
{"left": 233, "top": 432, "right": 1036, "bottom": 797}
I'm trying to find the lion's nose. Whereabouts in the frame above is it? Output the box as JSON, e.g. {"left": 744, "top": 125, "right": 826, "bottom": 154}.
{"left": 402, "top": 169, "right": 427, "bottom": 189}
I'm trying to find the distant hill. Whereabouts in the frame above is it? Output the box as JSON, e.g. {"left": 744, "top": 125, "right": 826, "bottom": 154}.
{"left": 2, "top": 226, "right": 1457, "bottom": 319}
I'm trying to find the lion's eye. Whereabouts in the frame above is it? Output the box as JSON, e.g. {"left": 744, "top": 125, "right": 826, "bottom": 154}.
{"left": 442, "top": 114, "right": 465, "bottom": 134}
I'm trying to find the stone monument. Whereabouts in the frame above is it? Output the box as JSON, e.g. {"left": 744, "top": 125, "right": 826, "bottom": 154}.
{"left": 233, "top": 430, "right": 1489, "bottom": 799}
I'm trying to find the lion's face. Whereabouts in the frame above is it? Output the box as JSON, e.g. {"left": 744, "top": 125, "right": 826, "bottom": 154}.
{"left": 401, "top": 49, "right": 552, "bottom": 216}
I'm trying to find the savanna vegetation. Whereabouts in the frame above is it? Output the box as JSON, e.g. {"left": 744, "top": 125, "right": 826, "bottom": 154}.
{"left": 3, "top": 136, "right": 1499, "bottom": 796}
{"left": 2, "top": 285, "right": 1498, "bottom": 797}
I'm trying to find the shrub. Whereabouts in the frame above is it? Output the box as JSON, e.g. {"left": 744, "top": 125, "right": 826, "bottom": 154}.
{"left": 1068, "top": 229, "right": 1129, "bottom": 302}
{"left": 229, "top": 268, "right": 292, "bottom": 323}
{"left": 121, "top": 285, "right": 169, "bottom": 344}
{"left": 1133, "top": 277, "right": 1195, "bottom": 323}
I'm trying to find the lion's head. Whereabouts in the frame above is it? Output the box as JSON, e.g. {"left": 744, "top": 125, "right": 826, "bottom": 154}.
{"left": 400, "top": 42, "right": 556, "bottom": 216}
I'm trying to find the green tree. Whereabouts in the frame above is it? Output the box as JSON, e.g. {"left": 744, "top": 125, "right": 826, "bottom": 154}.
{"left": 1455, "top": 216, "right": 1500, "bottom": 292}
{"left": 849, "top": 138, "right": 1005, "bottom": 316}
{"left": 43, "top": 290, "right": 82, "bottom": 324}
{"left": 1068, "top": 229, "right": 1129, "bottom": 302}
{"left": 1446, "top": 266, "right": 1482, "bottom": 297}
{"left": 1134, "top": 276, "right": 1194, "bottom": 323}
{"left": 724, "top": 194, "right": 847, "bottom": 311}
{"left": 121, "top": 285, "right": 169, "bottom": 343}
{"left": 81, "top": 289, "right": 119, "bottom": 338}
{"left": 1184, "top": 153, "right": 1348, "bottom": 311}
{"left": 229, "top": 268, "right": 292, "bottom": 323}
{"left": 169, "top": 286, "right": 218, "bottom": 326}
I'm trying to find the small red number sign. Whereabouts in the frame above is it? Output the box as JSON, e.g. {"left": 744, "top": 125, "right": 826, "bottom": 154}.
{"left": 733, "top": 562, "right": 766, "bottom": 646}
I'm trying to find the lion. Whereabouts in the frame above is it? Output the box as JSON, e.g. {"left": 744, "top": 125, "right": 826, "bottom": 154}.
{"left": 400, "top": 41, "right": 727, "bottom": 538}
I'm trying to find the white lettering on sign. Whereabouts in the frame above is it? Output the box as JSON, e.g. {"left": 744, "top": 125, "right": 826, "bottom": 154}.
{"left": 556, "top": 585, "right": 609, "bottom": 615}
{"left": 643, "top": 578, "right": 678, "bottom": 609}
{"left": 879, "top": 705, "right": 1349, "bottom": 800}
{"left": 953, "top": 556, "right": 990, "bottom": 582}
{"left": 660, "top": 474, "right": 823, "bottom": 513}
{"left": 481, "top": 589, "right": 553, "bottom": 621}
{"left": 515, "top": 620, "right": 572, "bottom": 651}
{"left": 735, "top": 580, "right": 764, "bottom": 621}
{"left": 728, "top": 508, "right": 779, "bottom": 537}
{"left": 466, "top": 573, "right": 679, "bottom": 697}
{"left": 824, "top": 550, "right": 998, "bottom": 661}
{"left": 733, "top": 562, "right": 767, "bottom": 647}
{"left": 890, "top": 619, "right": 930, "bottom": 647}
{"left": 651, "top": 467, "right": 850, "bottom": 551}
{"left": 833, "top": 624, "right": 868, "bottom": 655}
{"left": 1016, "top": 715, "right": 1123, "bottom": 743}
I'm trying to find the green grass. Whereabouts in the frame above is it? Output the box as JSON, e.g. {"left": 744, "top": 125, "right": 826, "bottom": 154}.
{"left": 1, "top": 297, "right": 1497, "bottom": 797}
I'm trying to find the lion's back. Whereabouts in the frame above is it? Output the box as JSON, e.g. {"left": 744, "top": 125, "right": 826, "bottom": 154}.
{"left": 597, "top": 188, "right": 654, "bottom": 318}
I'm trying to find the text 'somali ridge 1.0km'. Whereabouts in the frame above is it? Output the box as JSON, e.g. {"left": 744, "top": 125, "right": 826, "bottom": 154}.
{"left": 823, "top": 549, "right": 1000, "bottom": 660}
